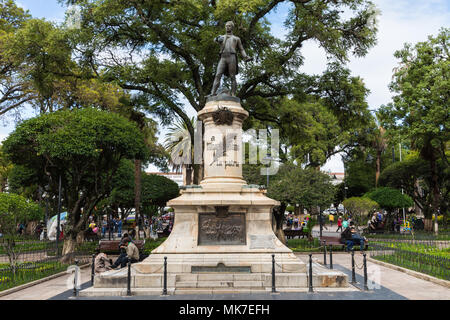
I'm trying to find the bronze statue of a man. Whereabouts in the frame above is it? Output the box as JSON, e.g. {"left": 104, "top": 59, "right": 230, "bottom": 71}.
{"left": 210, "top": 21, "right": 252, "bottom": 97}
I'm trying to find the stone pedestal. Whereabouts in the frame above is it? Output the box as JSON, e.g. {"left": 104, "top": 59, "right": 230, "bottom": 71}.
{"left": 80, "top": 97, "right": 348, "bottom": 296}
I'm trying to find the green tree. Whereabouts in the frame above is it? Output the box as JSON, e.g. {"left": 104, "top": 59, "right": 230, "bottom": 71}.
{"left": 265, "top": 163, "right": 335, "bottom": 243}
{"left": 141, "top": 173, "right": 180, "bottom": 218}
{"left": 380, "top": 29, "right": 449, "bottom": 223}
{"left": 0, "top": 144, "right": 13, "bottom": 192}
{"left": 107, "top": 159, "right": 135, "bottom": 219}
{"left": 364, "top": 187, "right": 413, "bottom": 212}
{"left": 343, "top": 196, "right": 378, "bottom": 227}
{"left": 2, "top": 108, "right": 148, "bottom": 259}
{"left": 164, "top": 117, "right": 197, "bottom": 185}
{"left": 364, "top": 187, "right": 413, "bottom": 230}
{"left": 60, "top": 0, "right": 379, "bottom": 181}
{"left": 0, "top": 0, "right": 34, "bottom": 115}
{"left": 0, "top": 192, "right": 42, "bottom": 273}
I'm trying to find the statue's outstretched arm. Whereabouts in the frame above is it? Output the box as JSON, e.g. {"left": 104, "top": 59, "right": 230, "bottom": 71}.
{"left": 237, "top": 38, "right": 252, "bottom": 62}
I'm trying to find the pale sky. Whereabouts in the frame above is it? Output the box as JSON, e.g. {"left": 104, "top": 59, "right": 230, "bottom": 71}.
{"left": 3, "top": 0, "right": 450, "bottom": 173}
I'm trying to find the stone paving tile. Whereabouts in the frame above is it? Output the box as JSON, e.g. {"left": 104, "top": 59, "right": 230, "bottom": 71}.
{"left": 2, "top": 246, "right": 449, "bottom": 300}
{"left": 296, "top": 253, "right": 450, "bottom": 300}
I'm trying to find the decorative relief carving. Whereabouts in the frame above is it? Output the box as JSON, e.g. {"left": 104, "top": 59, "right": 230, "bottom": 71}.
{"left": 198, "top": 210, "right": 246, "bottom": 245}
{"left": 212, "top": 106, "right": 234, "bottom": 125}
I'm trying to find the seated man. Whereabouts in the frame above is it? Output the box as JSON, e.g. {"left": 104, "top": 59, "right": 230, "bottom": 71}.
{"left": 111, "top": 236, "right": 140, "bottom": 269}
{"left": 347, "top": 222, "right": 366, "bottom": 252}
{"left": 341, "top": 225, "right": 353, "bottom": 251}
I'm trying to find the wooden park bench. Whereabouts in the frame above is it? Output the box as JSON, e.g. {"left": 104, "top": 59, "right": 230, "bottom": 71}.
{"left": 319, "top": 235, "right": 369, "bottom": 250}
{"left": 319, "top": 236, "right": 345, "bottom": 249}
{"left": 98, "top": 240, "right": 146, "bottom": 254}
{"left": 284, "top": 228, "right": 312, "bottom": 240}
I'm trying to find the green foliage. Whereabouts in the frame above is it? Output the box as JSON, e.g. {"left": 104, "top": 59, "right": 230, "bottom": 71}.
{"left": 364, "top": 187, "right": 413, "bottom": 211}
{"left": 141, "top": 174, "right": 180, "bottom": 209}
{"left": 379, "top": 28, "right": 449, "bottom": 217}
{"left": 371, "top": 241, "right": 450, "bottom": 280}
{"left": 343, "top": 196, "right": 379, "bottom": 225}
{"left": 286, "top": 205, "right": 294, "bottom": 213}
{"left": 107, "top": 159, "right": 135, "bottom": 215}
{"left": 105, "top": 160, "right": 180, "bottom": 218}
{"left": 2, "top": 108, "right": 148, "bottom": 244}
{"left": 0, "top": 193, "right": 42, "bottom": 236}
{"left": 0, "top": 260, "right": 68, "bottom": 292}
{"left": 142, "top": 237, "right": 167, "bottom": 254}
{"left": 0, "top": 144, "right": 12, "bottom": 192}
{"left": 268, "top": 163, "right": 335, "bottom": 211}
{"left": 0, "top": 0, "right": 33, "bottom": 115}
{"left": 57, "top": 0, "right": 378, "bottom": 173}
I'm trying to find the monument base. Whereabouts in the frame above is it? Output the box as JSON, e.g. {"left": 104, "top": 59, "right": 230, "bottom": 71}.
{"left": 80, "top": 186, "right": 349, "bottom": 297}
{"left": 79, "top": 98, "right": 350, "bottom": 297}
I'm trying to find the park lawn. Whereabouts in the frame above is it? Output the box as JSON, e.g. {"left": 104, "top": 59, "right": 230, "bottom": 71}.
{"left": 142, "top": 237, "right": 167, "bottom": 254}
{"left": 367, "top": 230, "right": 450, "bottom": 241}
{"left": 371, "top": 241, "right": 449, "bottom": 281}
{"left": 372, "top": 241, "right": 450, "bottom": 258}
{"left": 286, "top": 238, "right": 358, "bottom": 252}
{"left": 0, "top": 261, "right": 69, "bottom": 291}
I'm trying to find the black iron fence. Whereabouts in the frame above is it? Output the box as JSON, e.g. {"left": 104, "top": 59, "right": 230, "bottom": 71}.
{"left": 369, "top": 241, "right": 450, "bottom": 281}
{"left": 0, "top": 239, "right": 97, "bottom": 292}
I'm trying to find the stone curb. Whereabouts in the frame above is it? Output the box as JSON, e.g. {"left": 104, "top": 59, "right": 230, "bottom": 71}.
{"left": 367, "top": 257, "right": 450, "bottom": 289}
{"left": 0, "top": 263, "right": 90, "bottom": 298}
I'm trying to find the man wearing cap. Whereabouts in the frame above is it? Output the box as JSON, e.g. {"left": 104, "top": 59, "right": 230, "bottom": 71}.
{"left": 111, "top": 236, "right": 139, "bottom": 269}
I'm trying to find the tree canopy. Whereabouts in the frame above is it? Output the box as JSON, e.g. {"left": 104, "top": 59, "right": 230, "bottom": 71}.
{"left": 267, "top": 163, "right": 335, "bottom": 211}
{"left": 2, "top": 107, "right": 149, "bottom": 255}
{"left": 54, "top": 0, "right": 379, "bottom": 179}
{"left": 0, "top": 192, "right": 42, "bottom": 237}
{"left": 380, "top": 28, "right": 449, "bottom": 218}
{"left": 364, "top": 187, "right": 413, "bottom": 212}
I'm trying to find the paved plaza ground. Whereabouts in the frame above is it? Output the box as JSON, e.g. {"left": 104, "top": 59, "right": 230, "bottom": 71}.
{"left": 0, "top": 224, "right": 448, "bottom": 301}
{"left": 0, "top": 251, "right": 448, "bottom": 301}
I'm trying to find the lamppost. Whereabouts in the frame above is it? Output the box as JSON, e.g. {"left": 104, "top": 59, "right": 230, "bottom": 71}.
{"left": 399, "top": 142, "right": 406, "bottom": 229}
{"left": 56, "top": 175, "right": 62, "bottom": 256}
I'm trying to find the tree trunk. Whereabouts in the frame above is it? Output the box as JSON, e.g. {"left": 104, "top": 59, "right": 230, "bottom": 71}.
{"left": 134, "top": 159, "right": 142, "bottom": 240}
{"left": 375, "top": 149, "right": 381, "bottom": 188}
{"left": 272, "top": 204, "right": 287, "bottom": 245}
{"left": 61, "top": 236, "right": 77, "bottom": 264}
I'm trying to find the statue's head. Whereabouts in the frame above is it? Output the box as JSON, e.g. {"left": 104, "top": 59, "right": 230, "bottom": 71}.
{"left": 225, "top": 21, "right": 234, "bottom": 32}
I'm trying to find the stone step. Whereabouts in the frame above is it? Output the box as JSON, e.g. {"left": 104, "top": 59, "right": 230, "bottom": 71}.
{"left": 176, "top": 273, "right": 265, "bottom": 282}
{"left": 176, "top": 280, "right": 265, "bottom": 288}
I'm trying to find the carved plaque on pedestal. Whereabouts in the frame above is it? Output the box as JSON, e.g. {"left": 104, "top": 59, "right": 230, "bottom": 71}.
{"left": 198, "top": 210, "right": 246, "bottom": 245}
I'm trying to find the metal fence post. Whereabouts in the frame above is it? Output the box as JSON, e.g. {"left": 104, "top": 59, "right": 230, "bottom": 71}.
{"left": 323, "top": 240, "right": 327, "bottom": 266}
{"left": 329, "top": 245, "right": 333, "bottom": 269}
{"left": 73, "top": 260, "right": 79, "bottom": 297}
{"left": 127, "top": 260, "right": 132, "bottom": 296}
{"left": 308, "top": 254, "right": 313, "bottom": 293}
{"left": 363, "top": 253, "right": 368, "bottom": 290}
{"left": 162, "top": 256, "right": 168, "bottom": 295}
{"left": 351, "top": 250, "right": 356, "bottom": 284}
{"left": 91, "top": 254, "right": 95, "bottom": 286}
{"left": 271, "top": 254, "right": 276, "bottom": 293}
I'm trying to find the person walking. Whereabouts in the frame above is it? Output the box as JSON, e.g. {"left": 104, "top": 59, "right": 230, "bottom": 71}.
{"left": 336, "top": 216, "right": 343, "bottom": 232}
{"left": 329, "top": 214, "right": 334, "bottom": 228}
{"left": 101, "top": 217, "right": 107, "bottom": 238}
{"left": 342, "top": 217, "right": 349, "bottom": 230}
{"left": 117, "top": 218, "right": 123, "bottom": 238}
